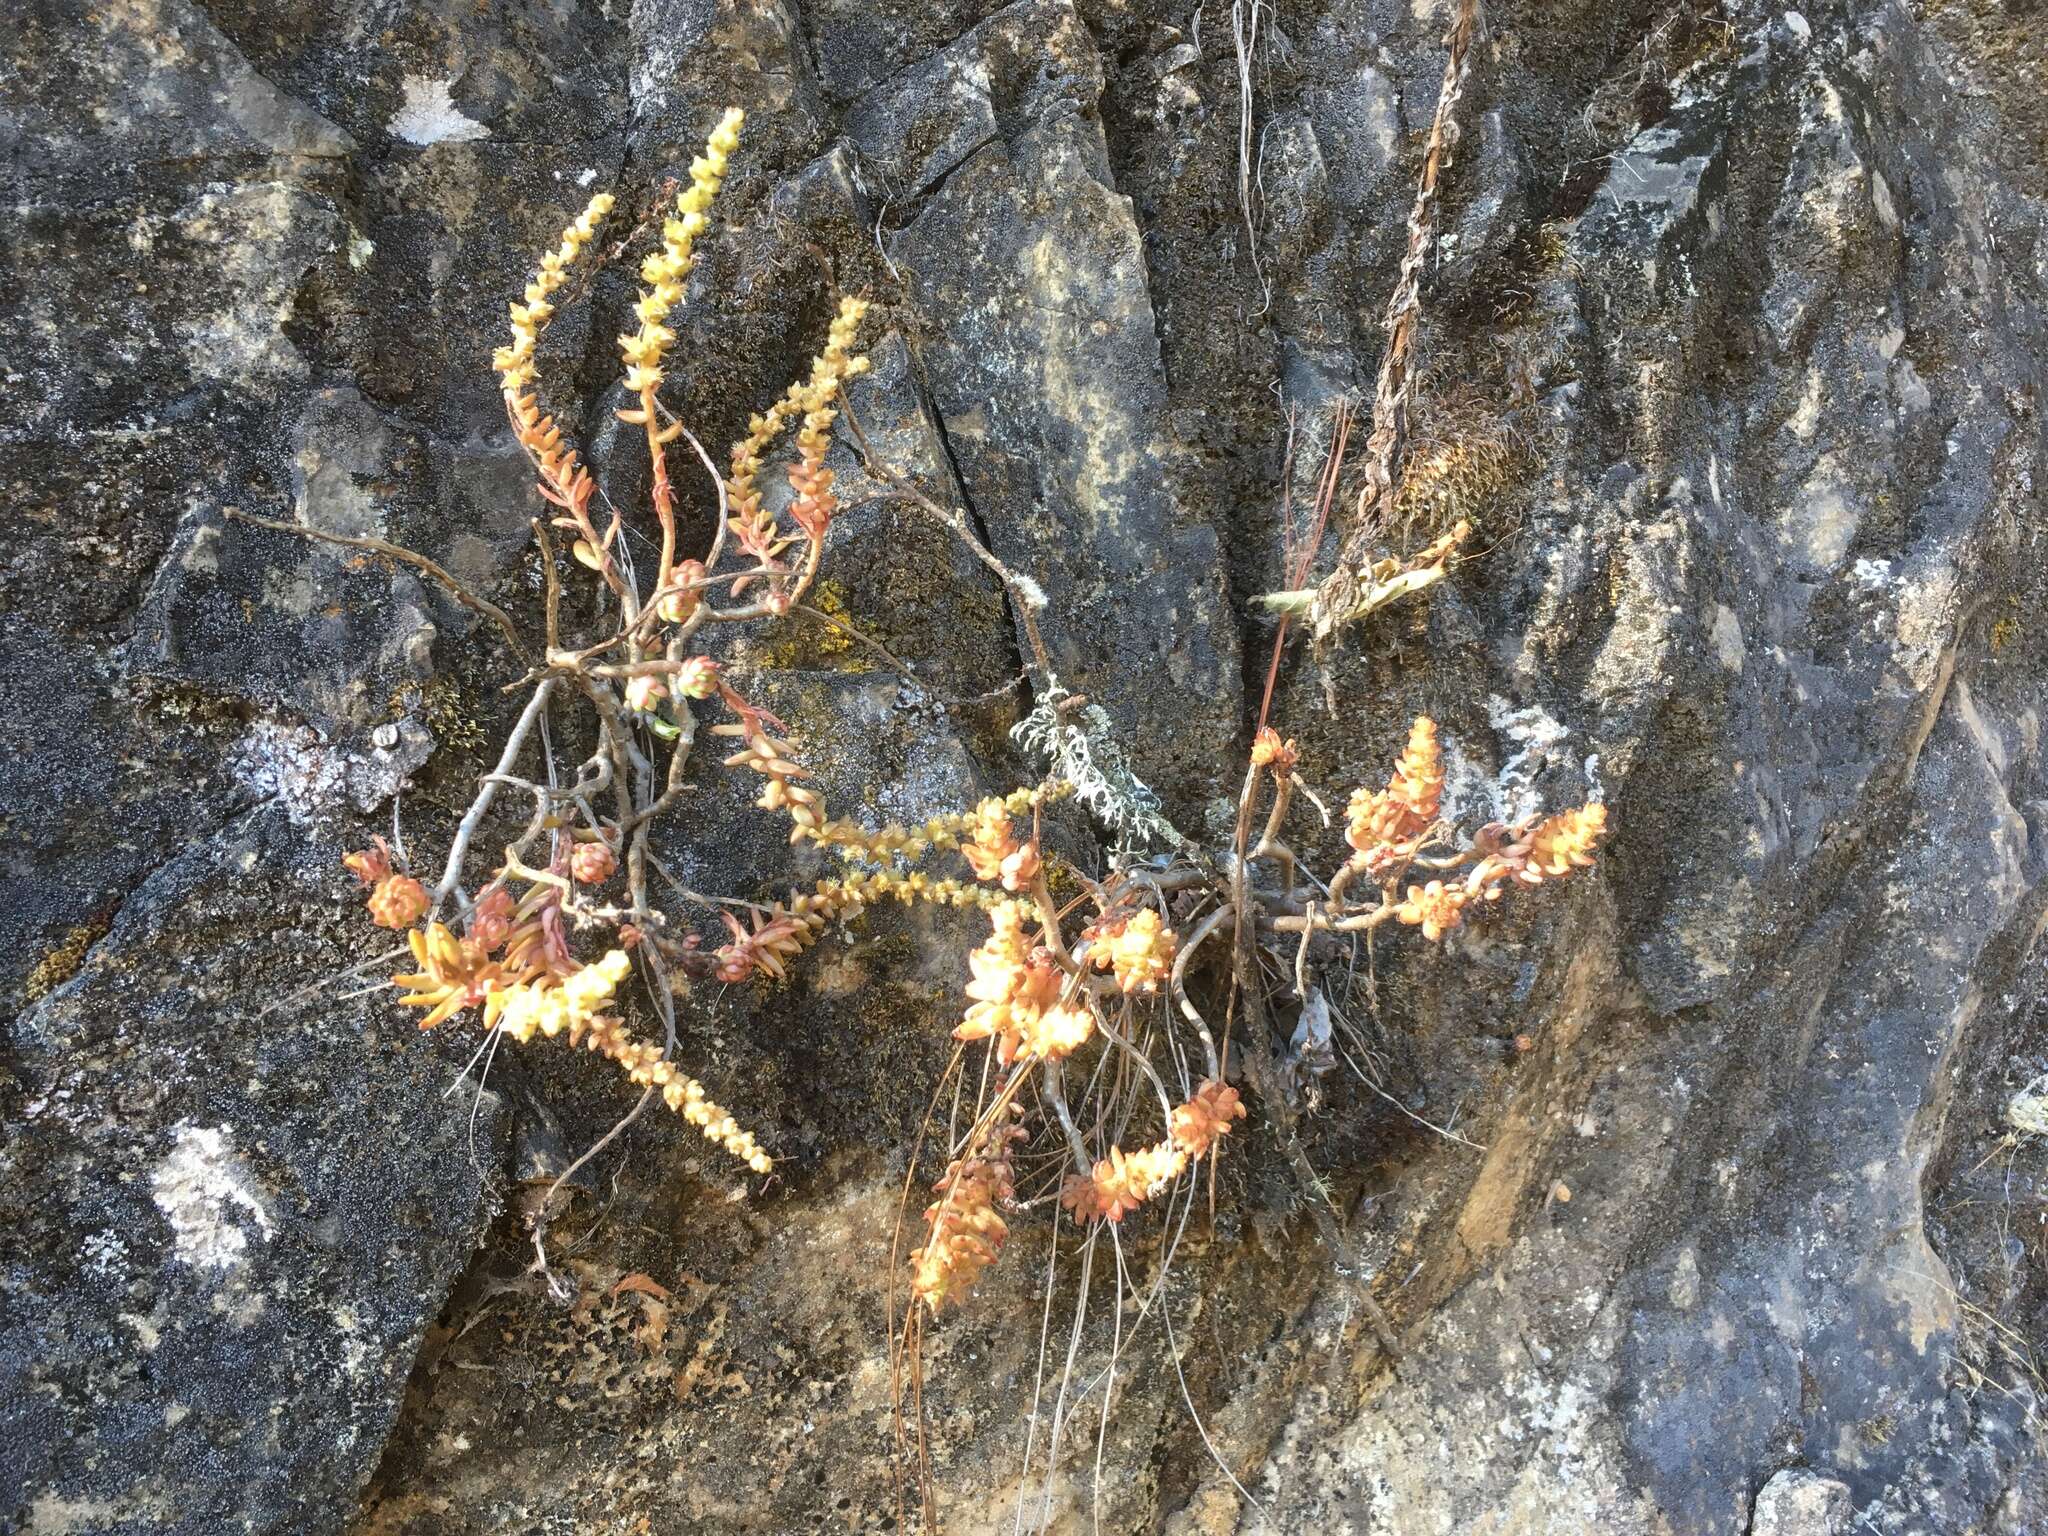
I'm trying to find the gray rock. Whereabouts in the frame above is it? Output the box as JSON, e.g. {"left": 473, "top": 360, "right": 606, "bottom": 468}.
{"left": 7, "top": 0, "right": 2048, "bottom": 1531}
{"left": 1437, "top": 109, "right": 1531, "bottom": 288}
{"left": 1752, "top": 1469, "right": 1854, "bottom": 1536}
{"left": 846, "top": 43, "right": 998, "bottom": 202}
{"left": 884, "top": 0, "right": 1240, "bottom": 808}
{"left": 1, "top": 809, "right": 507, "bottom": 1534}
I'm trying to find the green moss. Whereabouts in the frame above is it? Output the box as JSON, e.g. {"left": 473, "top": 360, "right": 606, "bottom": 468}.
{"left": 857, "top": 932, "right": 921, "bottom": 972}
{"left": 387, "top": 674, "right": 487, "bottom": 755}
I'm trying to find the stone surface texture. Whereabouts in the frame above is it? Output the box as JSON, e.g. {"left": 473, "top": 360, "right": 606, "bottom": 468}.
{"left": 5, "top": 0, "right": 2048, "bottom": 1531}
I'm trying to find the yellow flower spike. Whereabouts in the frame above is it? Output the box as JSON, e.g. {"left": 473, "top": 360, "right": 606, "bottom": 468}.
{"left": 491, "top": 188, "right": 615, "bottom": 400}
{"left": 1091, "top": 908, "right": 1176, "bottom": 993}
{"left": 494, "top": 950, "right": 631, "bottom": 1045}
{"left": 615, "top": 107, "right": 744, "bottom": 405}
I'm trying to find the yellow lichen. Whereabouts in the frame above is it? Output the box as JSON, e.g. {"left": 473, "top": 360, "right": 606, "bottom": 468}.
{"left": 24, "top": 920, "right": 107, "bottom": 1002}
{"left": 386, "top": 676, "right": 486, "bottom": 755}
{"left": 753, "top": 578, "right": 866, "bottom": 670}
{"left": 1992, "top": 600, "right": 2021, "bottom": 652}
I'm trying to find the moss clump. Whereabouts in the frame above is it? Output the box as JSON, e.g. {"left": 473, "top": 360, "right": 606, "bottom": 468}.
{"left": 1393, "top": 415, "right": 1526, "bottom": 543}
{"left": 387, "top": 675, "right": 487, "bottom": 755}
{"left": 1044, "top": 857, "right": 1084, "bottom": 898}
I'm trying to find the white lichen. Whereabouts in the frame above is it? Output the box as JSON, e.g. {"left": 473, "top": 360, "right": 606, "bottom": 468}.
{"left": 2006, "top": 1073, "right": 2048, "bottom": 1137}
{"left": 1009, "top": 572, "right": 1049, "bottom": 610}
{"left": 233, "top": 719, "right": 350, "bottom": 824}
{"left": 389, "top": 76, "right": 488, "bottom": 147}
{"left": 80, "top": 1230, "right": 129, "bottom": 1280}
{"left": 151, "top": 1124, "right": 274, "bottom": 1272}
{"left": 1487, "top": 696, "right": 1574, "bottom": 822}
{"left": 1011, "top": 680, "right": 1183, "bottom": 852}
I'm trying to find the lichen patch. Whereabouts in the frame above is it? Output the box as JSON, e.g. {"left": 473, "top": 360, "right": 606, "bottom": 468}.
{"left": 151, "top": 1124, "right": 275, "bottom": 1272}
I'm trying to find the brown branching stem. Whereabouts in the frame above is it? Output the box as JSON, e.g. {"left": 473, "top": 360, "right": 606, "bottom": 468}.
{"left": 532, "top": 518, "right": 564, "bottom": 654}
{"left": 840, "top": 401, "right": 1056, "bottom": 681}
{"left": 1170, "top": 906, "right": 1231, "bottom": 1082}
{"left": 224, "top": 507, "right": 533, "bottom": 664}
{"left": 434, "top": 678, "right": 556, "bottom": 914}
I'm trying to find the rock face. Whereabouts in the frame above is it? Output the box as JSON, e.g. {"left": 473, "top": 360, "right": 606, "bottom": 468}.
{"left": 4, "top": 0, "right": 2047, "bottom": 1533}
{"left": 1751, "top": 1469, "right": 1854, "bottom": 1536}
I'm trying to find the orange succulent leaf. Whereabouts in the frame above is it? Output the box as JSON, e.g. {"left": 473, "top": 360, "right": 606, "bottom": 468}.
{"left": 955, "top": 901, "right": 1094, "bottom": 1064}
{"left": 1519, "top": 803, "right": 1607, "bottom": 881}
{"left": 392, "top": 922, "right": 515, "bottom": 1030}
{"left": 610, "top": 1273, "right": 672, "bottom": 1301}
{"left": 911, "top": 1123, "right": 1024, "bottom": 1312}
{"left": 1345, "top": 716, "right": 1444, "bottom": 859}
{"left": 1060, "top": 1141, "right": 1187, "bottom": 1224}
{"left": 1089, "top": 908, "right": 1176, "bottom": 994}
{"left": 367, "top": 874, "right": 429, "bottom": 930}
{"left": 1169, "top": 1079, "right": 1246, "bottom": 1159}
{"left": 342, "top": 836, "right": 393, "bottom": 886}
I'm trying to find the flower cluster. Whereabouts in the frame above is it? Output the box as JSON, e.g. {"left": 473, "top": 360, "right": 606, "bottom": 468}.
{"left": 1088, "top": 908, "right": 1176, "bottom": 993}
{"left": 586, "top": 1015, "right": 773, "bottom": 1173}
{"left": 342, "top": 837, "right": 429, "bottom": 930}
{"left": 956, "top": 901, "right": 1093, "bottom": 1065}
{"left": 491, "top": 190, "right": 617, "bottom": 575}
{"left": 1344, "top": 715, "right": 1443, "bottom": 872}
{"left": 1392, "top": 802, "right": 1608, "bottom": 942}
{"left": 493, "top": 191, "right": 614, "bottom": 395}
{"left": 824, "top": 868, "right": 1007, "bottom": 914}
{"left": 784, "top": 298, "right": 870, "bottom": 543}
{"left": 493, "top": 948, "right": 769, "bottom": 1171}
{"left": 493, "top": 948, "right": 631, "bottom": 1044}
{"left": 1059, "top": 1078, "right": 1244, "bottom": 1223}
{"left": 960, "top": 796, "right": 1041, "bottom": 892}
{"left": 808, "top": 785, "right": 1043, "bottom": 865}
{"left": 910, "top": 1119, "right": 1024, "bottom": 1312}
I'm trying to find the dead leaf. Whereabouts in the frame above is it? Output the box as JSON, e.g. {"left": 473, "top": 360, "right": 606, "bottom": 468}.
{"left": 610, "top": 1272, "right": 672, "bottom": 1302}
